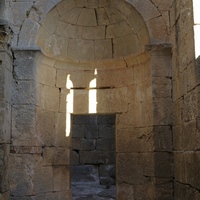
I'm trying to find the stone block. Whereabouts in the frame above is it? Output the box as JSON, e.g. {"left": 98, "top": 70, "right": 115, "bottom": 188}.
{"left": 116, "top": 127, "right": 154, "bottom": 153}
{"left": 174, "top": 152, "right": 200, "bottom": 190}
{"left": 71, "top": 115, "right": 86, "bottom": 124}
{"left": 72, "top": 138, "right": 96, "bottom": 150}
{"left": 9, "top": 154, "right": 41, "bottom": 196}
{"left": 56, "top": 0, "right": 75, "bottom": 16}
{"left": 0, "top": 101, "right": 11, "bottom": 143}
{"left": 174, "top": 121, "right": 200, "bottom": 151}
{"left": 18, "top": 18, "right": 40, "bottom": 48}
{"left": 96, "top": 139, "right": 115, "bottom": 150}
{"left": 68, "top": 38, "right": 95, "bottom": 61}
{"left": 96, "top": 87, "right": 128, "bottom": 114}
{"left": 42, "top": 8, "right": 59, "bottom": 34}
{"left": 152, "top": 77, "right": 172, "bottom": 98}
{"left": 11, "top": 105, "right": 42, "bottom": 146}
{"left": 82, "top": 26, "right": 105, "bottom": 39}
{"left": 53, "top": 166, "right": 70, "bottom": 191}
{"left": 116, "top": 183, "right": 134, "bottom": 200}
{"left": 151, "top": 54, "right": 172, "bottom": 77}
{"left": 154, "top": 178, "right": 174, "bottom": 200}
{"left": 43, "top": 147, "right": 70, "bottom": 166}
{"left": 96, "top": 8, "right": 110, "bottom": 25}
{"left": 96, "top": 67, "right": 134, "bottom": 88}
{"left": 182, "top": 89, "right": 198, "bottom": 122}
{"left": 13, "top": 50, "right": 36, "bottom": 80}
{"left": 127, "top": 0, "right": 160, "bottom": 21}
{"left": 147, "top": 16, "right": 170, "bottom": 43}
{"left": 71, "top": 150, "right": 79, "bottom": 165}
{"left": 174, "top": 181, "right": 200, "bottom": 200}
{"left": 71, "top": 124, "right": 85, "bottom": 138}
{"left": 12, "top": 80, "right": 36, "bottom": 105}
{"left": 60, "top": 7, "right": 82, "bottom": 24}
{"left": 97, "top": 114, "right": 116, "bottom": 124}
{"left": 85, "top": 123, "right": 98, "bottom": 139}
{"left": 36, "top": 108, "right": 55, "bottom": 146}
{"left": 106, "top": 21, "right": 132, "bottom": 38}
{"left": 113, "top": 34, "right": 142, "bottom": 57}
{"left": 77, "top": 8, "right": 97, "bottom": 26}
{"left": 105, "top": 6, "right": 124, "bottom": 24}
{"left": 42, "top": 85, "right": 59, "bottom": 111}
{"left": 80, "top": 150, "right": 115, "bottom": 164}
{"left": 153, "top": 126, "right": 172, "bottom": 152}
{"left": 99, "top": 124, "right": 115, "bottom": 139}
{"left": 36, "top": 63, "right": 56, "bottom": 86}
{"left": 154, "top": 152, "right": 173, "bottom": 178}
{"left": 56, "top": 68, "right": 87, "bottom": 88}
{"left": 34, "top": 166, "right": 53, "bottom": 194}
{"left": 117, "top": 153, "right": 154, "bottom": 185}
{"left": 11, "top": 2, "right": 33, "bottom": 26}
{"left": 94, "top": 39, "right": 112, "bottom": 60}
{"left": 153, "top": 98, "right": 173, "bottom": 125}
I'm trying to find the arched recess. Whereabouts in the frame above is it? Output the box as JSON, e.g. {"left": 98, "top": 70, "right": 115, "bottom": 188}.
{"left": 30, "top": 0, "right": 172, "bottom": 199}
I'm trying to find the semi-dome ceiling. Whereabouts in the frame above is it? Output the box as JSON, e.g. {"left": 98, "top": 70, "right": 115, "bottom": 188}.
{"left": 37, "top": 0, "right": 149, "bottom": 62}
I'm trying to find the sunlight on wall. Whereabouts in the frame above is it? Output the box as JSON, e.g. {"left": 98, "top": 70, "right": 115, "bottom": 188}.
{"left": 193, "top": 0, "right": 200, "bottom": 59}
{"left": 66, "top": 75, "right": 74, "bottom": 137}
{"left": 89, "top": 69, "right": 97, "bottom": 113}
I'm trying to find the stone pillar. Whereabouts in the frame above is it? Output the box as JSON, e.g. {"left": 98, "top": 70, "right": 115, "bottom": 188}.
{"left": 0, "top": 24, "right": 13, "bottom": 199}
{"left": 147, "top": 44, "right": 174, "bottom": 199}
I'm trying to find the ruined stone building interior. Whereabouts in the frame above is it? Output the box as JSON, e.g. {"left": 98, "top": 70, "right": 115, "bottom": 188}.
{"left": 0, "top": 0, "right": 200, "bottom": 199}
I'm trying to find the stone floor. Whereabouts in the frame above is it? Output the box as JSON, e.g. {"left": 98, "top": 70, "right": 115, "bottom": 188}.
{"left": 72, "top": 183, "right": 116, "bottom": 200}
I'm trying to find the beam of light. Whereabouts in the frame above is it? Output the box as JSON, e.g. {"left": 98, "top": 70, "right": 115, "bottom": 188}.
{"left": 89, "top": 69, "right": 97, "bottom": 113}
{"left": 66, "top": 75, "right": 73, "bottom": 137}
{"left": 193, "top": 0, "right": 200, "bottom": 59}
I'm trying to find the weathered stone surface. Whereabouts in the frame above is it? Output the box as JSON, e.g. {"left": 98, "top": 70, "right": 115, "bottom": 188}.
{"left": 85, "top": 123, "right": 98, "bottom": 139}
{"left": 174, "top": 152, "right": 200, "bottom": 190}
{"left": 116, "top": 127, "right": 154, "bottom": 153}
{"left": 116, "top": 183, "right": 134, "bottom": 200}
{"left": 117, "top": 152, "right": 155, "bottom": 184}
{"left": 80, "top": 150, "right": 115, "bottom": 164}
{"left": 174, "top": 181, "right": 200, "bottom": 200}
{"left": 154, "top": 178, "right": 174, "bottom": 200}
{"left": 13, "top": 50, "right": 37, "bottom": 80}
{"left": 77, "top": 8, "right": 97, "bottom": 26}
{"left": 153, "top": 98, "right": 173, "bottom": 125}
{"left": 42, "top": 85, "right": 59, "bottom": 111}
{"left": 153, "top": 126, "right": 172, "bottom": 152}
{"left": 53, "top": 166, "right": 70, "bottom": 191}
{"left": 11, "top": 105, "right": 42, "bottom": 146}
{"left": 36, "top": 108, "right": 55, "bottom": 146}
{"left": 43, "top": 147, "right": 70, "bottom": 166}
{"left": 9, "top": 154, "right": 41, "bottom": 196}
{"left": 0, "top": 101, "right": 11, "bottom": 143}
{"left": 96, "top": 139, "right": 115, "bottom": 150}
{"left": 12, "top": 80, "right": 36, "bottom": 105}
{"left": 152, "top": 77, "right": 172, "bottom": 98}
{"left": 72, "top": 138, "right": 96, "bottom": 151}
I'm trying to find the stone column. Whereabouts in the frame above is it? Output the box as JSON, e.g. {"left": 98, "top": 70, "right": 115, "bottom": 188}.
{"left": 147, "top": 44, "right": 174, "bottom": 199}
{"left": 0, "top": 24, "right": 13, "bottom": 200}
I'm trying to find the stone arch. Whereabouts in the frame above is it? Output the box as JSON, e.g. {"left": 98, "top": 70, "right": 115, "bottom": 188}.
{"left": 17, "top": 0, "right": 170, "bottom": 48}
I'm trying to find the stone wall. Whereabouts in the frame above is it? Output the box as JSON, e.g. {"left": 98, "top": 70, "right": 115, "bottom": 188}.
{"left": 171, "top": 0, "right": 200, "bottom": 199}
{"left": 6, "top": 0, "right": 174, "bottom": 198}
{"left": 71, "top": 114, "right": 116, "bottom": 199}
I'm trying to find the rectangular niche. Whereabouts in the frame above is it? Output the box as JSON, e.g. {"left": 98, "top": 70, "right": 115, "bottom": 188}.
{"left": 71, "top": 114, "right": 116, "bottom": 200}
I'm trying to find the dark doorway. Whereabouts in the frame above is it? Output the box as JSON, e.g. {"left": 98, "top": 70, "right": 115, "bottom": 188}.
{"left": 71, "top": 114, "right": 116, "bottom": 200}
